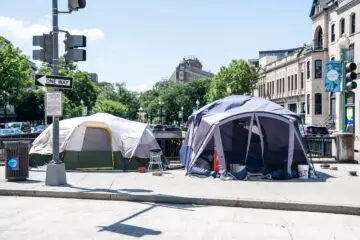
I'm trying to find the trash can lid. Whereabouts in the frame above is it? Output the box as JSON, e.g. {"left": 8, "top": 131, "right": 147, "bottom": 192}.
{"left": 3, "top": 141, "right": 31, "bottom": 149}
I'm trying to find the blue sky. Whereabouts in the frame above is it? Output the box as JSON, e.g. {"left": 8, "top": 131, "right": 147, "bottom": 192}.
{"left": 0, "top": 0, "right": 313, "bottom": 91}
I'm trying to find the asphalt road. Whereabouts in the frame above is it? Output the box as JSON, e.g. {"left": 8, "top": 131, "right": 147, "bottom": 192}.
{"left": 0, "top": 197, "right": 360, "bottom": 240}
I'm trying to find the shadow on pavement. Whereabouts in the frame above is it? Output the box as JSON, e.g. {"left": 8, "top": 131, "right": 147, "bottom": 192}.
{"left": 97, "top": 202, "right": 201, "bottom": 237}
{"left": 118, "top": 188, "right": 153, "bottom": 193}
{"left": 62, "top": 184, "right": 154, "bottom": 194}
{"left": 7, "top": 179, "right": 43, "bottom": 184}
{"left": 252, "top": 170, "right": 334, "bottom": 183}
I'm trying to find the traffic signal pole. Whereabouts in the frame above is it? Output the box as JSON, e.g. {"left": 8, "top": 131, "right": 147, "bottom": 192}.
{"left": 33, "top": 0, "right": 86, "bottom": 186}
{"left": 52, "top": 0, "right": 60, "bottom": 164}
{"left": 341, "top": 60, "right": 346, "bottom": 132}
{"left": 45, "top": 0, "right": 67, "bottom": 186}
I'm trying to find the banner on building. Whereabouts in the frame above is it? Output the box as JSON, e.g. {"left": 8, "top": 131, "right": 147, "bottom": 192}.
{"left": 325, "top": 61, "right": 342, "bottom": 92}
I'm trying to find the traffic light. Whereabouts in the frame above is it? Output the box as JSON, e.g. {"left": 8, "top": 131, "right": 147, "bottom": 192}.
{"left": 345, "top": 62, "right": 358, "bottom": 91}
{"left": 32, "top": 33, "right": 53, "bottom": 64}
{"left": 68, "top": 0, "right": 86, "bottom": 12}
{"left": 64, "top": 33, "right": 87, "bottom": 63}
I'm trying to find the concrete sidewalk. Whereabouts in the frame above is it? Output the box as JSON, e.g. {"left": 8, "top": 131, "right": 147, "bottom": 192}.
{"left": 0, "top": 164, "right": 360, "bottom": 215}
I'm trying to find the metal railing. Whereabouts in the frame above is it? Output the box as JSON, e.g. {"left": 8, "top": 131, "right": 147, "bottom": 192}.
{"left": 305, "top": 136, "right": 335, "bottom": 158}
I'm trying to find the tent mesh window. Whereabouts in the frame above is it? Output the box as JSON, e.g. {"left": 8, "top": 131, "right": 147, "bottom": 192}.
{"left": 258, "top": 116, "right": 289, "bottom": 176}
{"left": 220, "top": 117, "right": 251, "bottom": 168}
{"left": 193, "top": 137, "right": 215, "bottom": 171}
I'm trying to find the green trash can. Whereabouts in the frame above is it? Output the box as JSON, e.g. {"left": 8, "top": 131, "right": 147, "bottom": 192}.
{"left": 4, "top": 141, "right": 30, "bottom": 181}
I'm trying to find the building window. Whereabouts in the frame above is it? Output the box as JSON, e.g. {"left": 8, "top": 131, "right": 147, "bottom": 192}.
{"left": 315, "top": 93, "right": 322, "bottom": 115}
{"left": 331, "top": 24, "right": 335, "bottom": 42}
{"left": 307, "top": 94, "right": 310, "bottom": 114}
{"left": 314, "top": 26, "right": 323, "bottom": 50}
{"left": 307, "top": 61, "right": 311, "bottom": 79}
{"left": 282, "top": 78, "right": 285, "bottom": 93}
{"left": 288, "top": 77, "right": 290, "bottom": 91}
{"left": 291, "top": 75, "right": 294, "bottom": 90}
{"left": 301, "top": 72, "right": 304, "bottom": 89}
{"left": 301, "top": 102, "right": 305, "bottom": 113}
{"left": 314, "top": 60, "right": 322, "bottom": 79}
{"left": 349, "top": 44, "right": 354, "bottom": 62}
{"left": 289, "top": 103, "right": 297, "bottom": 113}
{"left": 340, "top": 18, "right": 345, "bottom": 36}
{"left": 295, "top": 74, "right": 298, "bottom": 90}
{"left": 351, "top": 13, "right": 356, "bottom": 34}
{"left": 277, "top": 80, "right": 279, "bottom": 94}
{"left": 272, "top": 82, "right": 274, "bottom": 95}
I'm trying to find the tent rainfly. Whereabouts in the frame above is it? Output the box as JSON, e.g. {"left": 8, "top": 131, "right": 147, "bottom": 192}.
{"left": 30, "top": 113, "right": 165, "bottom": 170}
{"left": 180, "top": 95, "right": 313, "bottom": 180}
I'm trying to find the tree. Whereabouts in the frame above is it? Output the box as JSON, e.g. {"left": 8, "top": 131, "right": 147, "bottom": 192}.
{"left": 63, "top": 95, "right": 82, "bottom": 118}
{"left": 94, "top": 99, "right": 127, "bottom": 117}
{"left": 15, "top": 88, "right": 45, "bottom": 122}
{"left": 207, "top": 59, "right": 258, "bottom": 102}
{"left": 116, "top": 82, "right": 140, "bottom": 120}
{"left": 139, "top": 78, "right": 211, "bottom": 124}
{"left": 0, "top": 37, "right": 32, "bottom": 108}
{"left": 64, "top": 71, "right": 100, "bottom": 111}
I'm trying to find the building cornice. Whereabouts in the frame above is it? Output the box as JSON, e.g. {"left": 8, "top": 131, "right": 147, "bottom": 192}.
{"left": 260, "top": 49, "right": 327, "bottom": 74}
{"left": 337, "top": 0, "right": 360, "bottom": 14}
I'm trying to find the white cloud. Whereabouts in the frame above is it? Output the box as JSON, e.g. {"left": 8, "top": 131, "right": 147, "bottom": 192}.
{"left": 64, "top": 28, "right": 105, "bottom": 41}
{"left": 0, "top": 16, "right": 105, "bottom": 42}
{"left": 127, "top": 83, "right": 154, "bottom": 92}
{"left": 0, "top": 16, "right": 49, "bottom": 41}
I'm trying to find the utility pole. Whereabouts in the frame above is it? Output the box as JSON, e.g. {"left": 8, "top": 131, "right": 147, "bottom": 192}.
{"left": 52, "top": 0, "right": 60, "bottom": 164}
{"left": 32, "top": 0, "right": 86, "bottom": 186}
{"left": 45, "top": 0, "right": 67, "bottom": 186}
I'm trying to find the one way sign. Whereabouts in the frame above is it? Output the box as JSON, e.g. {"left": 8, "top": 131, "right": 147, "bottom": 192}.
{"left": 35, "top": 74, "right": 73, "bottom": 89}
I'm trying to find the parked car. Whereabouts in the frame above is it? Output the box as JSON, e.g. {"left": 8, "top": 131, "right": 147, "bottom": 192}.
{"left": 5, "top": 122, "right": 31, "bottom": 134}
{"left": 165, "top": 125, "right": 182, "bottom": 131}
{"left": 303, "top": 125, "right": 330, "bottom": 137}
{"left": 0, "top": 128, "right": 22, "bottom": 136}
{"left": 153, "top": 124, "right": 165, "bottom": 131}
{"left": 34, "top": 125, "right": 46, "bottom": 133}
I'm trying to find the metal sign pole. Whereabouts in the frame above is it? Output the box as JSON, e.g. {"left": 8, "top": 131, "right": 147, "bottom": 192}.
{"left": 52, "top": 0, "right": 60, "bottom": 164}
{"left": 45, "top": 0, "right": 66, "bottom": 186}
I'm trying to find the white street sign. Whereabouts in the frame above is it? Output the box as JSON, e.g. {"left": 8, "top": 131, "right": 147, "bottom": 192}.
{"left": 35, "top": 74, "right": 73, "bottom": 89}
{"left": 46, "top": 92, "right": 63, "bottom": 117}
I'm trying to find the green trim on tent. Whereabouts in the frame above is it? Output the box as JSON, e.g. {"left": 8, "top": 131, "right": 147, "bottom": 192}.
{"left": 30, "top": 151, "right": 168, "bottom": 171}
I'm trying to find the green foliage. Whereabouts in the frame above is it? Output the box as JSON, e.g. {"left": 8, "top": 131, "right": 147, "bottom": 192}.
{"left": 64, "top": 71, "right": 100, "bottom": 111}
{"left": 0, "top": 37, "right": 33, "bottom": 106}
{"left": 140, "top": 78, "right": 211, "bottom": 124}
{"left": 63, "top": 95, "right": 82, "bottom": 118}
{"left": 94, "top": 99, "right": 127, "bottom": 117}
{"left": 37, "top": 62, "right": 100, "bottom": 118}
{"left": 115, "top": 82, "right": 140, "bottom": 120}
{"left": 15, "top": 88, "right": 45, "bottom": 121}
{"left": 207, "top": 59, "right": 258, "bottom": 102}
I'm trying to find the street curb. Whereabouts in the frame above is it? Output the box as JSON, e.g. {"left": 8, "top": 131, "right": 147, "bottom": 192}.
{"left": 1, "top": 189, "right": 360, "bottom": 216}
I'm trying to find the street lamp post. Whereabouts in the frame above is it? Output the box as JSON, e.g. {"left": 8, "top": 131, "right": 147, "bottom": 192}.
{"left": 138, "top": 107, "right": 145, "bottom": 122}
{"left": 159, "top": 100, "right": 164, "bottom": 124}
{"left": 338, "top": 34, "right": 350, "bottom": 132}
{"left": 227, "top": 86, "right": 232, "bottom": 95}
{"left": 181, "top": 106, "right": 184, "bottom": 125}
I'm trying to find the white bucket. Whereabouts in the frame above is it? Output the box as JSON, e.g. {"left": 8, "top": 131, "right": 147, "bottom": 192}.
{"left": 298, "top": 165, "right": 309, "bottom": 179}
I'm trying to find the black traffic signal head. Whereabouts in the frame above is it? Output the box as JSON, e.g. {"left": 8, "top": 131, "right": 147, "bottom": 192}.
{"left": 345, "top": 62, "right": 358, "bottom": 91}
{"left": 64, "top": 33, "right": 86, "bottom": 48}
{"left": 32, "top": 33, "right": 53, "bottom": 63}
{"left": 64, "top": 33, "right": 87, "bottom": 63}
{"left": 68, "top": 0, "right": 86, "bottom": 11}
